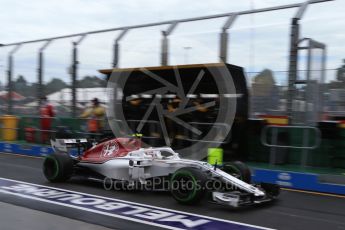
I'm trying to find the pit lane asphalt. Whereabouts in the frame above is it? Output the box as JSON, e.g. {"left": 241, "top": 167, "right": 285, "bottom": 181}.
{"left": 0, "top": 153, "right": 344, "bottom": 230}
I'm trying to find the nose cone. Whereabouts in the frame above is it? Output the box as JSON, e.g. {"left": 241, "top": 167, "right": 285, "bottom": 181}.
{"left": 253, "top": 187, "right": 266, "bottom": 196}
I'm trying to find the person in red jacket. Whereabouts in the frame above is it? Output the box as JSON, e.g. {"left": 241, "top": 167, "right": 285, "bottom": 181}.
{"left": 40, "top": 96, "right": 55, "bottom": 144}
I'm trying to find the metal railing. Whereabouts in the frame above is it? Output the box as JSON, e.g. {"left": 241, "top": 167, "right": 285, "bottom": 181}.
{"left": 0, "top": 0, "right": 333, "bottom": 117}
{"left": 261, "top": 125, "right": 321, "bottom": 166}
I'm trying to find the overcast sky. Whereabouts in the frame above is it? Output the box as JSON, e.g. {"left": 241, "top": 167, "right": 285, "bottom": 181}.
{"left": 0, "top": 0, "right": 344, "bottom": 86}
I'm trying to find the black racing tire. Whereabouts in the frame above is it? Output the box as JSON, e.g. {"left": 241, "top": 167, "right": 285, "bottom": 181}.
{"left": 222, "top": 161, "right": 251, "bottom": 184}
{"left": 170, "top": 167, "right": 207, "bottom": 204}
{"left": 261, "top": 183, "right": 280, "bottom": 197}
{"left": 43, "top": 153, "right": 74, "bottom": 182}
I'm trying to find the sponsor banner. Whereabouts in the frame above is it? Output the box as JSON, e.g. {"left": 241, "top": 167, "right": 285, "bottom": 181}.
{"left": 252, "top": 168, "right": 345, "bottom": 195}
{"left": 0, "top": 142, "right": 77, "bottom": 157}
{"left": 0, "top": 142, "right": 53, "bottom": 157}
{"left": 0, "top": 177, "right": 270, "bottom": 230}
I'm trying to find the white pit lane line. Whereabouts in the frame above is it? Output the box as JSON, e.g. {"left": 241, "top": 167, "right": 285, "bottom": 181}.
{"left": 0, "top": 177, "right": 274, "bottom": 230}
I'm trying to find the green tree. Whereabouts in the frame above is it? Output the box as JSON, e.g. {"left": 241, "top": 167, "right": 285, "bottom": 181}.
{"left": 336, "top": 59, "right": 345, "bottom": 82}
{"left": 77, "top": 76, "right": 106, "bottom": 88}
{"left": 45, "top": 78, "right": 68, "bottom": 95}
{"left": 328, "top": 60, "right": 345, "bottom": 90}
{"left": 13, "top": 75, "right": 33, "bottom": 97}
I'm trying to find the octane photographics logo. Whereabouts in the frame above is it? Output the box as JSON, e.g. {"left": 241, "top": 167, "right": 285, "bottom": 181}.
{"left": 106, "top": 64, "right": 237, "bottom": 159}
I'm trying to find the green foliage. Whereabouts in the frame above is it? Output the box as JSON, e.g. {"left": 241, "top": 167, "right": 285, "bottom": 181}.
{"left": 11, "top": 75, "right": 106, "bottom": 98}
{"left": 13, "top": 75, "right": 35, "bottom": 97}
{"left": 336, "top": 59, "right": 345, "bottom": 82}
{"left": 45, "top": 78, "right": 68, "bottom": 95}
{"left": 77, "top": 76, "right": 107, "bottom": 88}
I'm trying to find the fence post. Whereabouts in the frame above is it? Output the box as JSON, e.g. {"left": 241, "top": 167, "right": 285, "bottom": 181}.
{"left": 161, "top": 21, "right": 178, "bottom": 66}
{"left": 37, "top": 40, "right": 52, "bottom": 107}
{"left": 269, "top": 127, "right": 278, "bottom": 165}
{"left": 7, "top": 44, "right": 21, "bottom": 115}
{"left": 301, "top": 128, "right": 310, "bottom": 166}
{"left": 112, "top": 29, "right": 129, "bottom": 68}
{"left": 219, "top": 14, "right": 237, "bottom": 63}
{"left": 71, "top": 34, "right": 87, "bottom": 117}
{"left": 287, "top": 0, "right": 311, "bottom": 124}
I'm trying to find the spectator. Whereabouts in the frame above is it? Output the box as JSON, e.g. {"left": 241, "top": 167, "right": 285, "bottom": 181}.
{"left": 40, "top": 96, "right": 55, "bottom": 143}
{"left": 80, "top": 98, "right": 106, "bottom": 139}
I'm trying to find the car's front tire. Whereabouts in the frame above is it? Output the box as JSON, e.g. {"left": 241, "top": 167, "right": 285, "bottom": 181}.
{"left": 170, "top": 167, "right": 207, "bottom": 204}
{"left": 43, "top": 153, "right": 74, "bottom": 182}
{"left": 222, "top": 161, "right": 252, "bottom": 183}
{"left": 261, "top": 183, "right": 280, "bottom": 197}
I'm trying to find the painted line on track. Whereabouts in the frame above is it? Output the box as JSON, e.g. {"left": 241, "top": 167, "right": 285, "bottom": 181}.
{"left": 281, "top": 187, "right": 345, "bottom": 199}
{"left": 0, "top": 177, "right": 273, "bottom": 230}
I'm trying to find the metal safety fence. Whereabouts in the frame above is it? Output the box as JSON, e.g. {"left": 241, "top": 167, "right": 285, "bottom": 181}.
{"left": 0, "top": 0, "right": 333, "bottom": 119}
{"left": 261, "top": 125, "right": 321, "bottom": 166}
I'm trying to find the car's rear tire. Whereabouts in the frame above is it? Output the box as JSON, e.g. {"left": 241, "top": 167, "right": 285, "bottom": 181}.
{"left": 170, "top": 167, "right": 207, "bottom": 204}
{"left": 222, "top": 161, "right": 251, "bottom": 183}
{"left": 43, "top": 153, "right": 74, "bottom": 182}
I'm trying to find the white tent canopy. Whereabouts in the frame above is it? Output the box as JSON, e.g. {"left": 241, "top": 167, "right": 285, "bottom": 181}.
{"left": 47, "top": 88, "right": 109, "bottom": 104}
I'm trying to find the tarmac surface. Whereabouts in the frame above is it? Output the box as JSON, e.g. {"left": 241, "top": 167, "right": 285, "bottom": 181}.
{"left": 0, "top": 201, "right": 112, "bottom": 230}
{"left": 0, "top": 152, "right": 345, "bottom": 230}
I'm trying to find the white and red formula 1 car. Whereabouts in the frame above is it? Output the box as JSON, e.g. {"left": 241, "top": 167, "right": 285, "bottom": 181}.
{"left": 43, "top": 137, "right": 279, "bottom": 208}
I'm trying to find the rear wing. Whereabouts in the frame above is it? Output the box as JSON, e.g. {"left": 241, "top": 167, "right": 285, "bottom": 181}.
{"left": 51, "top": 138, "right": 88, "bottom": 153}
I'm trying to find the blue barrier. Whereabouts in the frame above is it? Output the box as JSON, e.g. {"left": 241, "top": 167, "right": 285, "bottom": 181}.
{"left": 0, "top": 142, "right": 54, "bottom": 157}
{"left": 252, "top": 168, "right": 345, "bottom": 195}
{"left": 0, "top": 142, "right": 77, "bottom": 157}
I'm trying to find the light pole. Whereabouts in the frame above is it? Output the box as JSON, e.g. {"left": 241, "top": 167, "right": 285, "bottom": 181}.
{"left": 183, "top": 46, "right": 192, "bottom": 64}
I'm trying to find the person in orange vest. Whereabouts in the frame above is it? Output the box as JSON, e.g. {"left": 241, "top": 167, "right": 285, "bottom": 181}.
{"left": 40, "top": 96, "right": 55, "bottom": 144}
{"left": 80, "top": 98, "right": 106, "bottom": 139}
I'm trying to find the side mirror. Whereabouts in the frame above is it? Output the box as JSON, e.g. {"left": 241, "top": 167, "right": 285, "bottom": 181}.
{"left": 129, "top": 160, "right": 134, "bottom": 167}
